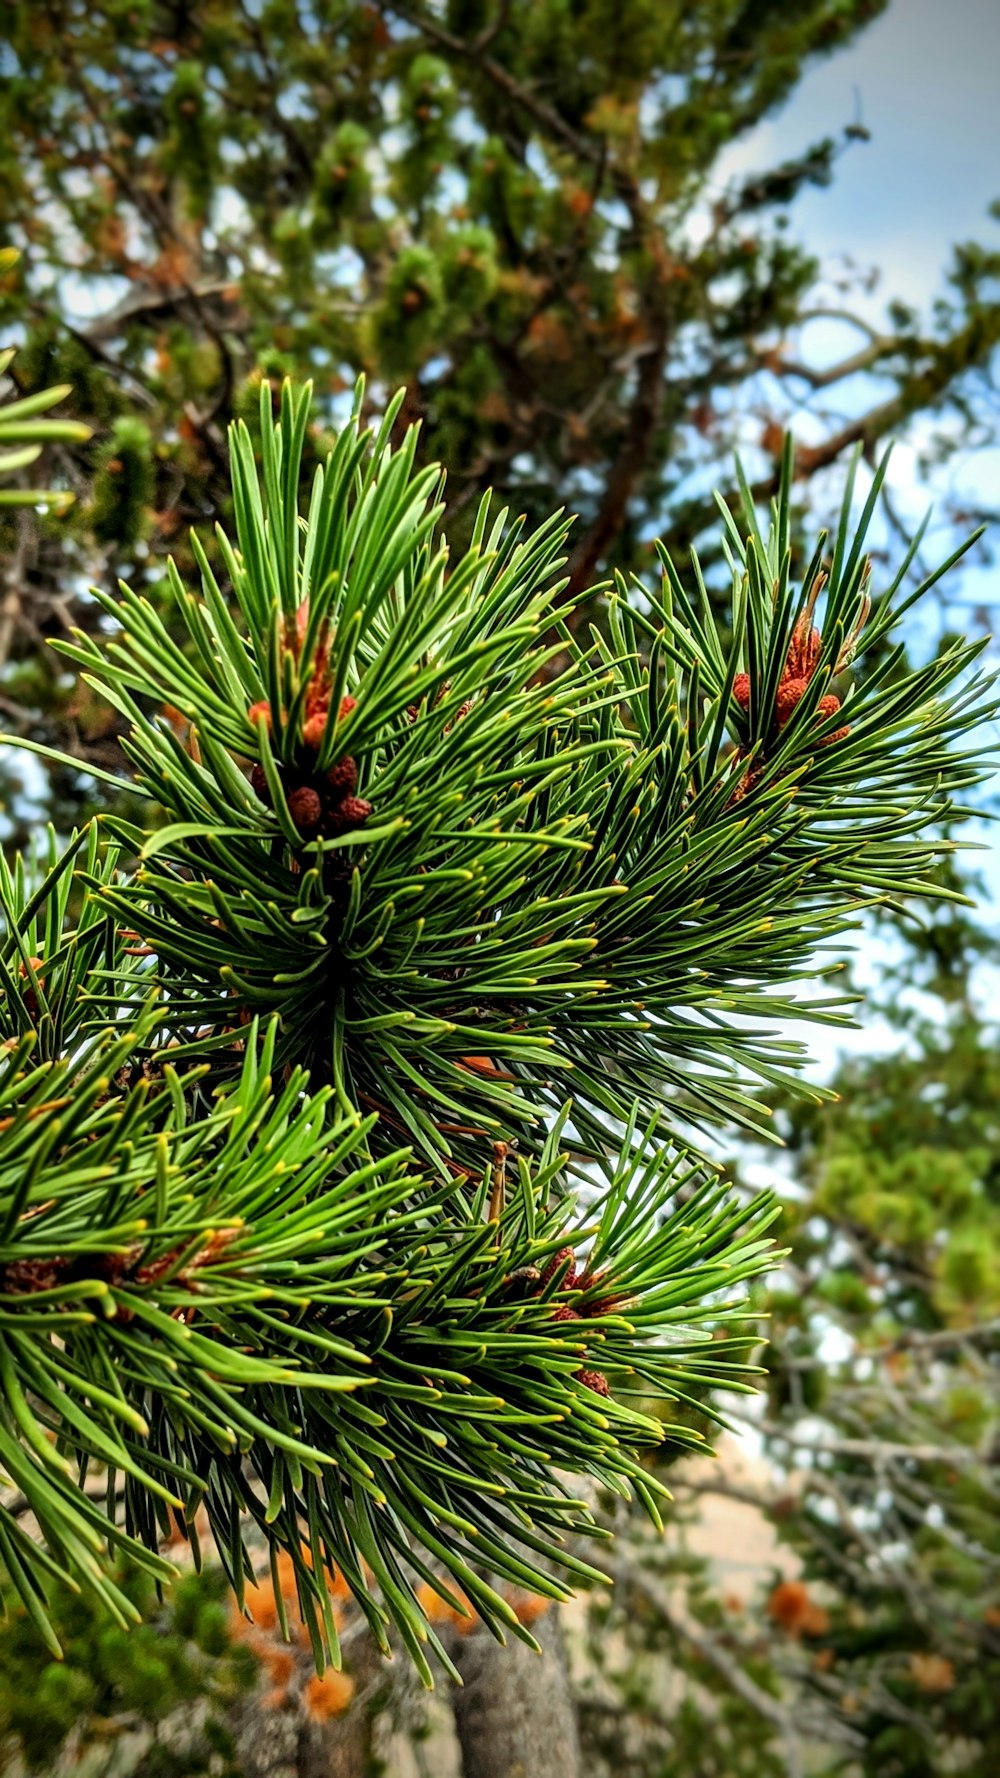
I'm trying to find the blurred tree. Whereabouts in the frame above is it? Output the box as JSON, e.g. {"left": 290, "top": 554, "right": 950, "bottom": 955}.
{"left": 0, "top": 1557, "right": 258, "bottom": 1776}
{"left": 578, "top": 895, "right": 1000, "bottom": 1778}
{"left": 2, "top": 0, "right": 999, "bottom": 796}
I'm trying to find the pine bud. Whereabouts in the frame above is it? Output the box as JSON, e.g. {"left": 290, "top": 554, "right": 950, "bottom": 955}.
{"left": 502, "top": 1266, "right": 541, "bottom": 1295}
{"left": 776, "top": 676, "right": 809, "bottom": 726}
{"left": 576, "top": 1267, "right": 606, "bottom": 1293}
{"left": 249, "top": 763, "right": 269, "bottom": 801}
{"left": 575, "top": 1368, "right": 610, "bottom": 1397}
{"left": 550, "top": 1304, "right": 581, "bottom": 1324}
{"left": 540, "top": 1246, "right": 577, "bottom": 1290}
{"left": 338, "top": 694, "right": 356, "bottom": 720}
{"left": 287, "top": 785, "right": 323, "bottom": 837}
{"left": 732, "top": 672, "right": 751, "bottom": 710}
{"left": 248, "top": 700, "right": 272, "bottom": 732}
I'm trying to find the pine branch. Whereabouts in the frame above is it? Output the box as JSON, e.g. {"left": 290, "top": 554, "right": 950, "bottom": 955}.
{"left": 0, "top": 380, "right": 993, "bottom": 1673}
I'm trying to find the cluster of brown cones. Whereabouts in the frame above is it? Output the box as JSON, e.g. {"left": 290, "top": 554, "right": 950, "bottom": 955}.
{"left": 535, "top": 1244, "right": 624, "bottom": 1398}
{"left": 246, "top": 601, "right": 372, "bottom": 843}
{"left": 727, "top": 594, "right": 861, "bottom": 808}
{"left": 0, "top": 1228, "right": 237, "bottom": 1315}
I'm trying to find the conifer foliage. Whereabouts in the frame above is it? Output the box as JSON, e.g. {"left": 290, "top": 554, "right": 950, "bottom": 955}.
{"left": 0, "top": 380, "right": 992, "bottom": 1678}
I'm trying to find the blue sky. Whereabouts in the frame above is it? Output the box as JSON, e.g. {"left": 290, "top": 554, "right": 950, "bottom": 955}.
{"left": 715, "top": 0, "right": 1000, "bottom": 547}
{"left": 723, "top": 0, "right": 999, "bottom": 308}
{"left": 715, "top": 0, "right": 1000, "bottom": 1071}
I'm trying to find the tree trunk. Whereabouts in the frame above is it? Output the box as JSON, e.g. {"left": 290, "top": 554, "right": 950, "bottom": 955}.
{"left": 228, "top": 1631, "right": 380, "bottom": 1778}
{"left": 451, "top": 1608, "right": 582, "bottom": 1778}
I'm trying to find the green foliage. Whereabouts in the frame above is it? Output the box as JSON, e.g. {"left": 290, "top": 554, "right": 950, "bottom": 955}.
{"left": 90, "top": 415, "right": 154, "bottom": 550}
{"left": 0, "top": 1560, "right": 255, "bottom": 1775}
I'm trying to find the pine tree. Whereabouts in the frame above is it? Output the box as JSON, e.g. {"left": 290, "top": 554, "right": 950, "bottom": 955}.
{"left": 0, "top": 378, "right": 993, "bottom": 1689}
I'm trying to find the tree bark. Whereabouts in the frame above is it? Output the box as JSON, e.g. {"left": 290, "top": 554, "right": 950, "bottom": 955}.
{"left": 451, "top": 1608, "right": 582, "bottom": 1778}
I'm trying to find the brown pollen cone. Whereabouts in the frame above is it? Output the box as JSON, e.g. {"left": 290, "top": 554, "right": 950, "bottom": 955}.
{"left": 575, "top": 1368, "right": 611, "bottom": 1397}
{"left": 727, "top": 762, "right": 764, "bottom": 809}
{"left": 550, "top": 1304, "right": 581, "bottom": 1324}
{"left": 286, "top": 785, "right": 324, "bottom": 838}
{"left": 732, "top": 672, "right": 751, "bottom": 710}
{"left": 324, "top": 755, "right": 358, "bottom": 800}
{"left": 325, "top": 794, "right": 372, "bottom": 837}
{"left": 540, "top": 1246, "right": 577, "bottom": 1290}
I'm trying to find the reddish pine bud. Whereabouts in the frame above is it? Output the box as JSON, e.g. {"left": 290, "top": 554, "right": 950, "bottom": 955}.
{"left": 249, "top": 763, "right": 269, "bottom": 801}
{"left": 575, "top": 1368, "right": 610, "bottom": 1397}
{"left": 248, "top": 700, "right": 272, "bottom": 732}
{"left": 325, "top": 755, "right": 358, "bottom": 800}
{"left": 816, "top": 693, "right": 841, "bottom": 720}
{"left": 287, "top": 785, "right": 324, "bottom": 837}
{"left": 550, "top": 1304, "right": 581, "bottom": 1324}
{"left": 0, "top": 1256, "right": 70, "bottom": 1294}
{"left": 338, "top": 694, "right": 356, "bottom": 720}
{"left": 819, "top": 723, "right": 851, "bottom": 748}
{"left": 540, "top": 1246, "right": 577, "bottom": 1290}
{"left": 732, "top": 672, "right": 751, "bottom": 710}
{"left": 775, "top": 675, "right": 809, "bottom": 726}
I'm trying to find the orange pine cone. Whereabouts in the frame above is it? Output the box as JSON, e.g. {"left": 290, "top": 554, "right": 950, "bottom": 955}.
{"left": 303, "top": 1669, "right": 356, "bottom": 1722}
{"left": 816, "top": 692, "right": 849, "bottom": 745}
{"left": 303, "top": 710, "right": 328, "bottom": 751}
{"left": 776, "top": 675, "right": 809, "bottom": 726}
{"left": 732, "top": 672, "right": 751, "bottom": 709}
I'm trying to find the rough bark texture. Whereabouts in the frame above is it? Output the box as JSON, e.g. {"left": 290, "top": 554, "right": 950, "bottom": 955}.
{"left": 451, "top": 1608, "right": 582, "bottom": 1778}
